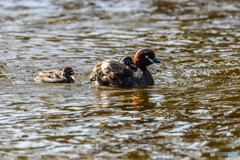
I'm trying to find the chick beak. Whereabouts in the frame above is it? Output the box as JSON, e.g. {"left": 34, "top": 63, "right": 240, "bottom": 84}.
{"left": 71, "top": 71, "right": 76, "bottom": 75}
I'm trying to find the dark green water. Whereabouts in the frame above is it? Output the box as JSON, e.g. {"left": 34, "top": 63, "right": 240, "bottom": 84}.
{"left": 0, "top": 0, "right": 239, "bottom": 159}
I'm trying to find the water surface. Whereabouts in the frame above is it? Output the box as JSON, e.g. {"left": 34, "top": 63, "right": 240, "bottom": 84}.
{"left": 0, "top": 0, "right": 239, "bottom": 159}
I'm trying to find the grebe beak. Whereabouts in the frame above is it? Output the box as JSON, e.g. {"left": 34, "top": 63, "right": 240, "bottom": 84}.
{"left": 149, "top": 57, "right": 161, "bottom": 63}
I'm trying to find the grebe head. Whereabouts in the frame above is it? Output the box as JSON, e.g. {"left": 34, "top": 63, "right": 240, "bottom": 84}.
{"left": 62, "top": 66, "right": 76, "bottom": 77}
{"left": 120, "top": 56, "right": 137, "bottom": 71}
{"left": 133, "top": 49, "right": 160, "bottom": 69}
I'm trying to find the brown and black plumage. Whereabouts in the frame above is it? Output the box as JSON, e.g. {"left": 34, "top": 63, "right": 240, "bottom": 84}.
{"left": 90, "top": 49, "right": 160, "bottom": 88}
{"left": 34, "top": 66, "right": 76, "bottom": 83}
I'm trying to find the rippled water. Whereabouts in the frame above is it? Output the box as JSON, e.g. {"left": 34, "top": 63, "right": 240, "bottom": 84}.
{"left": 0, "top": 0, "right": 239, "bottom": 159}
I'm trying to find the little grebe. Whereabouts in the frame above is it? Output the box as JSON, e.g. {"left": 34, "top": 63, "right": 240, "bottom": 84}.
{"left": 34, "top": 66, "right": 76, "bottom": 83}
{"left": 90, "top": 49, "right": 160, "bottom": 88}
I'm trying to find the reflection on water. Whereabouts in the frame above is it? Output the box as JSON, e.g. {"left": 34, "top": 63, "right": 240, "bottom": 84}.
{"left": 0, "top": 0, "right": 240, "bottom": 159}
{"left": 92, "top": 87, "right": 160, "bottom": 111}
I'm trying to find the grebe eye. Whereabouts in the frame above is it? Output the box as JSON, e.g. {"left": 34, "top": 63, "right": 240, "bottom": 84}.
{"left": 145, "top": 55, "right": 149, "bottom": 59}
